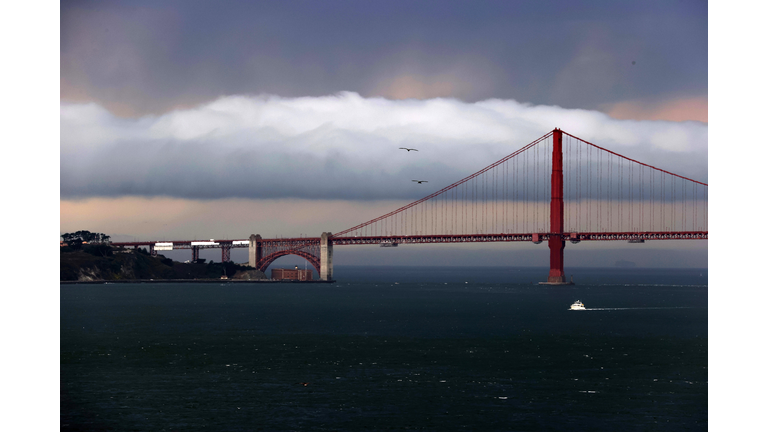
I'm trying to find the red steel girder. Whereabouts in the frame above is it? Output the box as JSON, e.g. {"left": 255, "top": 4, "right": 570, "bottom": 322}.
{"left": 327, "top": 231, "right": 707, "bottom": 246}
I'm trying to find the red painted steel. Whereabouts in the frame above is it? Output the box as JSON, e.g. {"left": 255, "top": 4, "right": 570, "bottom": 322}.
{"left": 221, "top": 243, "right": 231, "bottom": 263}
{"left": 257, "top": 250, "right": 321, "bottom": 274}
{"left": 331, "top": 131, "right": 554, "bottom": 238}
{"left": 246, "top": 237, "right": 322, "bottom": 275}
{"left": 548, "top": 129, "right": 566, "bottom": 283}
{"left": 326, "top": 231, "right": 706, "bottom": 246}
{"left": 111, "top": 231, "right": 707, "bottom": 251}
{"left": 561, "top": 131, "right": 708, "bottom": 186}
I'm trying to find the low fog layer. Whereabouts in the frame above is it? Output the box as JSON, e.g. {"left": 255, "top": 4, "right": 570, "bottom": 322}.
{"left": 61, "top": 93, "right": 707, "bottom": 201}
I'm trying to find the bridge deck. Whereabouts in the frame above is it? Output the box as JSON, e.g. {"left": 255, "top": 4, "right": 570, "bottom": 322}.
{"left": 111, "top": 230, "right": 706, "bottom": 249}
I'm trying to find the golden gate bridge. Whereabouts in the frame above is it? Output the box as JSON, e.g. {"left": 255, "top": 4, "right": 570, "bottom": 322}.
{"left": 112, "top": 128, "right": 707, "bottom": 283}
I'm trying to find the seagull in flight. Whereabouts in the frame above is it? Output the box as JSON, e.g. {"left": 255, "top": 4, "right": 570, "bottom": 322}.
{"left": 412, "top": 180, "right": 428, "bottom": 184}
{"left": 399, "top": 147, "right": 418, "bottom": 152}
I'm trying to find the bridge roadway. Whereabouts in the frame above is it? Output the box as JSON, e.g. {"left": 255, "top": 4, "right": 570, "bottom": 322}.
{"left": 110, "top": 230, "right": 707, "bottom": 281}
{"left": 111, "top": 230, "right": 708, "bottom": 250}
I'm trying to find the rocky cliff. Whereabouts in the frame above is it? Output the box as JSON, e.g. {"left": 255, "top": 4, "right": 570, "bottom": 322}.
{"left": 60, "top": 247, "right": 265, "bottom": 281}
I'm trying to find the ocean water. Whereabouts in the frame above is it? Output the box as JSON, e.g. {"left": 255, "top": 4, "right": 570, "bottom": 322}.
{"left": 61, "top": 266, "right": 707, "bottom": 431}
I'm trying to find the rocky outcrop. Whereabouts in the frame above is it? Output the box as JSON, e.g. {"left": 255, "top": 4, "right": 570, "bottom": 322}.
{"left": 60, "top": 247, "right": 249, "bottom": 281}
{"left": 76, "top": 267, "right": 102, "bottom": 282}
{"left": 232, "top": 269, "right": 267, "bottom": 280}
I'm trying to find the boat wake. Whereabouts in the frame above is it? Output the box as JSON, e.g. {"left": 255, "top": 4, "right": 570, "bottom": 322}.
{"left": 585, "top": 306, "right": 695, "bottom": 311}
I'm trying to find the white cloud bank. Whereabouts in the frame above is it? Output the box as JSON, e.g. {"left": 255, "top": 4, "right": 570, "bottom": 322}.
{"left": 61, "top": 92, "right": 707, "bottom": 200}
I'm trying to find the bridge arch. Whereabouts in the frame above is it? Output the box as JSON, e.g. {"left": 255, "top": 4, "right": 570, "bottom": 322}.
{"left": 257, "top": 250, "right": 321, "bottom": 275}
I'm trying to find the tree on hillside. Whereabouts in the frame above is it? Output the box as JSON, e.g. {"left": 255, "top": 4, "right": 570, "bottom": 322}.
{"left": 61, "top": 230, "right": 111, "bottom": 247}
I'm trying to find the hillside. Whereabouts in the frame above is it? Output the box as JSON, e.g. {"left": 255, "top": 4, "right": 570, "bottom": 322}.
{"left": 60, "top": 245, "right": 266, "bottom": 282}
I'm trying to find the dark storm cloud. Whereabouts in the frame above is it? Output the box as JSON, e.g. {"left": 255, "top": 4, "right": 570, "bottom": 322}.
{"left": 61, "top": 0, "right": 707, "bottom": 116}
{"left": 60, "top": 93, "right": 708, "bottom": 201}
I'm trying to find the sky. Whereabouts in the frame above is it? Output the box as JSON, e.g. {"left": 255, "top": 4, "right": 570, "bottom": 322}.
{"left": 59, "top": 0, "right": 709, "bottom": 117}
{"left": 58, "top": 0, "right": 712, "bottom": 269}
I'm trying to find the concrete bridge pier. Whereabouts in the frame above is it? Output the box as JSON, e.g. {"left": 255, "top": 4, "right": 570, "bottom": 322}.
{"left": 248, "top": 234, "right": 262, "bottom": 268}
{"left": 320, "top": 232, "right": 333, "bottom": 281}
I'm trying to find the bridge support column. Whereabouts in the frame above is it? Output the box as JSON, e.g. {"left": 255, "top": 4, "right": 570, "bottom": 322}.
{"left": 192, "top": 246, "right": 200, "bottom": 262}
{"left": 248, "top": 234, "right": 262, "bottom": 268}
{"left": 543, "top": 128, "right": 572, "bottom": 285}
{"left": 221, "top": 243, "right": 231, "bottom": 263}
{"left": 320, "top": 232, "right": 333, "bottom": 281}
{"left": 547, "top": 236, "right": 567, "bottom": 283}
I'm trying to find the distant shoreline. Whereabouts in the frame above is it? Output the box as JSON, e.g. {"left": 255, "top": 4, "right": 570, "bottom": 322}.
{"left": 60, "top": 279, "right": 336, "bottom": 285}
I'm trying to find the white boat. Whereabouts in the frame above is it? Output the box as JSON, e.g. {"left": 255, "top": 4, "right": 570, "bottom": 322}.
{"left": 569, "top": 300, "right": 586, "bottom": 310}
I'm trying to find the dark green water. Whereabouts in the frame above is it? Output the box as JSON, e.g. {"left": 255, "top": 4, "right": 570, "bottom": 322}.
{"left": 61, "top": 266, "right": 707, "bottom": 431}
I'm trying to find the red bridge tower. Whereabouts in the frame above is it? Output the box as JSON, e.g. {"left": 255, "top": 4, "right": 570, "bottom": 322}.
{"left": 545, "top": 128, "right": 569, "bottom": 284}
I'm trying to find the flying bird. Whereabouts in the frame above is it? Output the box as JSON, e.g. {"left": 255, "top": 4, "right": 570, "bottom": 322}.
{"left": 399, "top": 147, "right": 418, "bottom": 152}
{"left": 412, "top": 180, "right": 428, "bottom": 184}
